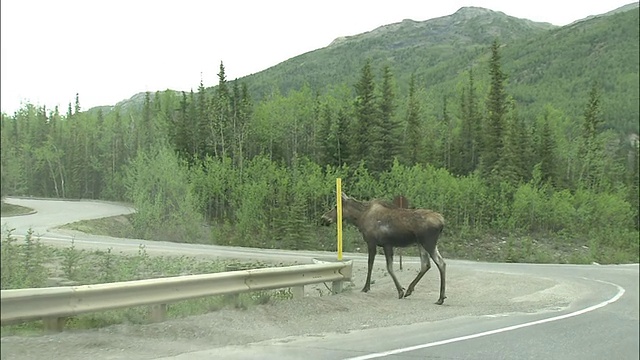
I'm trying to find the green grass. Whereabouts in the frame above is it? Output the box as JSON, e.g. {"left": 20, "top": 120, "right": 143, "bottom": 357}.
{"left": 0, "top": 202, "right": 34, "bottom": 216}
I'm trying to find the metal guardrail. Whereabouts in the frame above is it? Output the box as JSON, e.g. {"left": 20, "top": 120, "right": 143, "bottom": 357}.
{"left": 1, "top": 260, "right": 352, "bottom": 331}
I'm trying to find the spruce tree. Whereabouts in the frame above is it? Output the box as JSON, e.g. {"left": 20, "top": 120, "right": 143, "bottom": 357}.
{"left": 497, "top": 101, "right": 528, "bottom": 185}
{"left": 174, "top": 92, "right": 191, "bottom": 159}
{"left": 138, "top": 91, "right": 152, "bottom": 151}
{"left": 482, "top": 40, "right": 507, "bottom": 179}
{"left": 579, "top": 84, "right": 605, "bottom": 189}
{"left": 197, "top": 77, "right": 210, "bottom": 159}
{"left": 187, "top": 90, "right": 198, "bottom": 157}
{"left": 441, "top": 96, "right": 453, "bottom": 170}
{"left": 537, "top": 113, "right": 557, "bottom": 185}
{"left": 455, "top": 69, "right": 481, "bottom": 175}
{"left": 376, "top": 65, "right": 401, "bottom": 173}
{"left": 404, "top": 73, "right": 422, "bottom": 166}
{"left": 214, "top": 62, "right": 231, "bottom": 159}
{"left": 352, "top": 59, "right": 377, "bottom": 169}
{"left": 321, "top": 105, "right": 351, "bottom": 168}
{"left": 74, "top": 93, "right": 81, "bottom": 115}
{"left": 318, "top": 103, "right": 334, "bottom": 166}
{"left": 233, "top": 82, "right": 252, "bottom": 170}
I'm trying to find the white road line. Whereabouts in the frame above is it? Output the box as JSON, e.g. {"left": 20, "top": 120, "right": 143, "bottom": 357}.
{"left": 344, "top": 278, "right": 625, "bottom": 360}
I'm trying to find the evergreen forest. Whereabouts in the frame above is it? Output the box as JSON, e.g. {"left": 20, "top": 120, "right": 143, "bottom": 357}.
{"left": 1, "top": 7, "right": 638, "bottom": 264}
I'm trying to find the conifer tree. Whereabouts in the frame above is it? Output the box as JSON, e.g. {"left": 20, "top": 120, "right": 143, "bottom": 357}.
{"left": 579, "top": 84, "right": 605, "bottom": 189}
{"left": 173, "top": 92, "right": 190, "bottom": 159}
{"left": 454, "top": 69, "right": 481, "bottom": 175}
{"left": 138, "top": 91, "right": 152, "bottom": 151}
{"left": 375, "top": 65, "right": 401, "bottom": 173}
{"left": 441, "top": 96, "right": 453, "bottom": 170}
{"left": 497, "top": 101, "right": 529, "bottom": 184}
{"left": 231, "top": 81, "right": 252, "bottom": 169}
{"left": 107, "top": 108, "right": 126, "bottom": 198}
{"left": 213, "top": 62, "right": 231, "bottom": 159}
{"left": 481, "top": 40, "right": 507, "bottom": 179}
{"left": 352, "top": 59, "right": 377, "bottom": 169}
{"left": 74, "top": 93, "right": 81, "bottom": 115}
{"left": 188, "top": 90, "right": 198, "bottom": 157}
{"left": 537, "top": 112, "right": 558, "bottom": 185}
{"left": 403, "top": 73, "right": 422, "bottom": 166}
{"left": 197, "top": 77, "right": 210, "bottom": 159}
{"left": 318, "top": 103, "right": 333, "bottom": 166}
{"left": 319, "top": 104, "right": 351, "bottom": 167}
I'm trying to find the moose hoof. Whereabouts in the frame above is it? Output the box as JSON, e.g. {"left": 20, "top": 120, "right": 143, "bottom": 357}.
{"left": 397, "top": 290, "right": 405, "bottom": 299}
{"left": 361, "top": 287, "right": 370, "bottom": 293}
{"left": 435, "top": 297, "right": 446, "bottom": 305}
{"left": 404, "top": 289, "right": 414, "bottom": 298}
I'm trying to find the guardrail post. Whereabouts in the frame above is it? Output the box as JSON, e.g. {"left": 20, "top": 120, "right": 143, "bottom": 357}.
{"left": 312, "top": 258, "right": 352, "bottom": 295}
{"left": 291, "top": 286, "right": 304, "bottom": 299}
{"left": 149, "top": 304, "right": 167, "bottom": 323}
{"left": 43, "top": 317, "right": 66, "bottom": 333}
{"left": 331, "top": 280, "right": 343, "bottom": 294}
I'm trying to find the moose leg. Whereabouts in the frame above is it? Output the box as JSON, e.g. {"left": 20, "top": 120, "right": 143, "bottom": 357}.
{"left": 382, "top": 245, "right": 405, "bottom": 299}
{"left": 404, "top": 245, "right": 431, "bottom": 298}
{"left": 431, "top": 245, "right": 447, "bottom": 305}
{"left": 362, "top": 243, "right": 377, "bottom": 293}
{"left": 404, "top": 246, "right": 431, "bottom": 297}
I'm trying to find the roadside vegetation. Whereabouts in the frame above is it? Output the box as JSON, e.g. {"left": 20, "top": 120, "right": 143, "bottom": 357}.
{"left": 1, "top": 14, "right": 637, "bottom": 280}
{"left": 1, "top": 7, "right": 637, "bottom": 338}
{"left": 1, "top": 38, "right": 640, "bottom": 264}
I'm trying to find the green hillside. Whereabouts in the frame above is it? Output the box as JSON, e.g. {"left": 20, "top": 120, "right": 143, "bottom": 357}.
{"left": 245, "top": 7, "right": 556, "bottom": 101}
{"left": 2, "top": 4, "right": 638, "bottom": 265}
{"left": 502, "top": 8, "right": 639, "bottom": 133}
{"left": 108, "top": 5, "right": 638, "bottom": 134}
{"left": 239, "top": 5, "right": 638, "bottom": 134}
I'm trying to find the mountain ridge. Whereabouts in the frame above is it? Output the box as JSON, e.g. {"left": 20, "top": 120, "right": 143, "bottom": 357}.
{"left": 106, "top": 4, "right": 638, "bottom": 133}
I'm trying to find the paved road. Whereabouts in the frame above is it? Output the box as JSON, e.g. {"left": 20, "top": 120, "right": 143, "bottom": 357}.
{"left": 161, "top": 262, "right": 638, "bottom": 360}
{"left": 1, "top": 198, "right": 639, "bottom": 359}
{"left": 1, "top": 197, "right": 345, "bottom": 263}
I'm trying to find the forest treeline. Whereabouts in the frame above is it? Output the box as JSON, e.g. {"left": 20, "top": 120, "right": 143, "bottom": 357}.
{"left": 1, "top": 41, "right": 638, "bottom": 263}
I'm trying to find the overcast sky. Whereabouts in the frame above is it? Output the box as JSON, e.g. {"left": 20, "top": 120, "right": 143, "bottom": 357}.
{"left": 0, "top": 0, "right": 634, "bottom": 114}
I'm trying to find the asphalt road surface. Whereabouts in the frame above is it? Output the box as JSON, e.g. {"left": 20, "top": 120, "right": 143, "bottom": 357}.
{"left": 1, "top": 197, "right": 638, "bottom": 360}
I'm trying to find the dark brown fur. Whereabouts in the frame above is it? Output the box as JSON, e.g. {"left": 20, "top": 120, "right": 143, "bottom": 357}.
{"left": 321, "top": 192, "right": 447, "bottom": 304}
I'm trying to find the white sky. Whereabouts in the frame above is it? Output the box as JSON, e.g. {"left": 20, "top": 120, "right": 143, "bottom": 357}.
{"left": 0, "top": 0, "right": 635, "bottom": 114}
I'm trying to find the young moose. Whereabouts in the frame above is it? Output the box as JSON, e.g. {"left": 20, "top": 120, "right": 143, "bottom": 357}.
{"left": 321, "top": 192, "right": 447, "bottom": 304}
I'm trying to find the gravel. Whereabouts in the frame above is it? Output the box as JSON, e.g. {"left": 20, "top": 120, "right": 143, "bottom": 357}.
{"left": 0, "top": 260, "right": 588, "bottom": 360}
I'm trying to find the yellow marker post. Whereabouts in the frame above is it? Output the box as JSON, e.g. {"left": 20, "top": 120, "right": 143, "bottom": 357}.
{"left": 336, "top": 178, "right": 343, "bottom": 261}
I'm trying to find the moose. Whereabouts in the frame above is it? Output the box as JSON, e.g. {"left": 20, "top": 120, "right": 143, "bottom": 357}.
{"left": 321, "top": 192, "right": 447, "bottom": 305}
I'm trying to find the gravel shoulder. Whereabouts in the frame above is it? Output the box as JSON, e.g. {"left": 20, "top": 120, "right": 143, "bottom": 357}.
{"left": 0, "top": 260, "right": 589, "bottom": 360}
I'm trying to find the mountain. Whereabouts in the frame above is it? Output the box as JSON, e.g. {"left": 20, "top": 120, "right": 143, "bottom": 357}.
{"left": 243, "top": 4, "right": 639, "bottom": 134}
{"left": 110, "top": 4, "right": 639, "bottom": 134}
{"left": 569, "top": 1, "right": 639, "bottom": 25}
{"left": 500, "top": 6, "right": 639, "bottom": 133}
{"left": 244, "top": 6, "right": 556, "bottom": 101}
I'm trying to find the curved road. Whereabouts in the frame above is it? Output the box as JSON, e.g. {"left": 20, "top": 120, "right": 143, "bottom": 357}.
{"left": 207, "top": 264, "right": 637, "bottom": 360}
{"left": 1, "top": 198, "right": 639, "bottom": 359}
